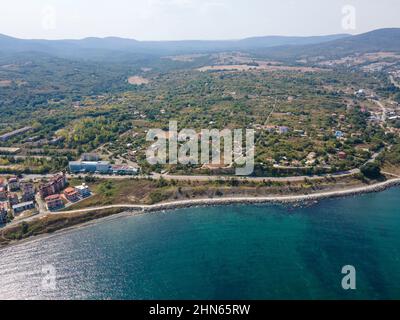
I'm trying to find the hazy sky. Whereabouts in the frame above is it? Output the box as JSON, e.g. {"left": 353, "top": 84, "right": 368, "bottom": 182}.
{"left": 1, "top": 0, "right": 399, "bottom": 40}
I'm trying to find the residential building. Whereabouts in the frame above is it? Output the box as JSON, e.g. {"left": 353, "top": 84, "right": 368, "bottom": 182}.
{"left": 39, "top": 173, "right": 67, "bottom": 198}
{"left": 369, "top": 115, "right": 380, "bottom": 122}
{"left": 8, "top": 193, "right": 19, "bottom": 206}
{"left": 338, "top": 151, "right": 347, "bottom": 160}
{"left": 7, "top": 176, "right": 20, "bottom": 191}
{"left": 81, "top": 153, "right": 100, "bottom": 161}
{"left": 96, "top": 161, "right": 111, "bottom": 173}
{"left": 0, "top": 202, "right": 9, "bottom": 224}
{"left": 0, "top": 187, "right": 7, "bottom": 201}
{"left": 0, "top": 147, "right": 21, "bottom": 154}
{"left": 45, "top": 194, "right": 64, "bottom": 211}
{"left": 75, "top": 184, "right": 91, "bottom": 198}
{"left": 111, "top": 165, "right": 139, "bottom": 175}
{"left": 63, "top": 187, "right": 80, "bottom": 202}
{"left": 278, "top": 126, "right": 289, "bottom": 134}
{"left": 49, "top": 136, "right": 65, "bottom": 145}
{"left": 12, "top": 201, "right": 35, "bottom": 216}
{"left": 264, "top": 125, "right": 276, "bottom": 133}
{"left": 306, "top": 152, "right": 317, "bottom": 165}
{"left": 21, "top": 183, "right": 35, "bottom": 202}
{"left": 0, "top": 177, "right": 6, "bottom": 188}
{"left": 294, "top": 129, "right": 305, "bottom": 135}
{"left": 354, "top": 89, "right": 366, "bottom": 97}
{"left": 69, "top": 161, "right": 95, "bottom": 173}
{"left": 0, "top": 126, "right": 32, "bottom": 142}
{"left": 69, "top": 161, "right": 111, "bottom": 174}
{"left": 335, "top": 131, "right": 344, "bottom": 139}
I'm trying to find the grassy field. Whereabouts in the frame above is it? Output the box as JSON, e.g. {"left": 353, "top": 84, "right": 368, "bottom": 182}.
{"left": 65, "top": 175, "right": 368, "bottom": 211}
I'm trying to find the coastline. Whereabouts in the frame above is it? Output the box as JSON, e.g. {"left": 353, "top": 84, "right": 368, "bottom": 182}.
{"left": 54, "top": 177, "right": 400, "bottom": 213}
{"left": 1, "top": 178, "right": 400, "bottom": 248}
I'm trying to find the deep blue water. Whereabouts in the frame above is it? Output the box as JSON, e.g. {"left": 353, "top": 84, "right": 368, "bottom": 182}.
{"left": 0, "top": 188, "right": 400, "bottom": 300}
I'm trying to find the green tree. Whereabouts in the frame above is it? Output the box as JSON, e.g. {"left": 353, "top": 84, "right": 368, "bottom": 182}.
{"left": 360, "top": 162, "right": 381, "bottom": 179}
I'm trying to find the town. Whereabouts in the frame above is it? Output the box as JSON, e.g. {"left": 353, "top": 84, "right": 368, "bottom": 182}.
{"left": 0, "top": 148, "right": 144, "bottom": 226}
{"left": 0, "top": 173, "right": 92, "bottom": 224}
{"left": 1, "top": 28, "right": 400, "bottom": 233}
{"left": 2, "top": 0, "right": 400, "bottom": 303}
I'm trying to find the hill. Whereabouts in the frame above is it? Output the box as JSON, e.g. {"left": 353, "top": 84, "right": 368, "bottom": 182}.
{"left": 0, "top": 33, "right": 350, "bottom": 59}
{"left": 254, "top": 28, "right": 400, "bottom": 60}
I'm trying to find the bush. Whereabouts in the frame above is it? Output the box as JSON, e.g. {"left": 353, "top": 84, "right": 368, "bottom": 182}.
{"left": 149, "top": 190, "right": 169, "bottom": 204}
{"left": 360, "top": 162, "right": 381, "bottom": 179}
{"left": 84, "top": 176, "right": 96, "bottom": 183}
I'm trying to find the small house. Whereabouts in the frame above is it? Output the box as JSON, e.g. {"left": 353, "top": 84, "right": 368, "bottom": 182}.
{"left": 12, "top": 201, "right": 35, "bottom": 216}
{"left": 64, "top": 187, "right": 80, "bottom": 202}
{"left": 45, "top": 195, "right": 64, "bottom": 211}
{"left": 75, "top": 184, "right": 91, "bottom": 198}
{"left": 338, "top": 151, "right": 347, "bottom": 160}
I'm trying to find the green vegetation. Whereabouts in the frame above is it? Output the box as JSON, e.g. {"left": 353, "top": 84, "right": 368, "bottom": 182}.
{"left": 64, "top": 175, "right": 367, "bottom": 211}
{"left": 381, "top": 141, "right": 400, "bottom": 165}
{"left": 1, "top": 43, "right": 399, "bottom": 177}
{"left": 361, "top": 162, "right": 382, "bottom": 179}
{"left": 0, "top": 156, "right": 67, "bottom": 174}
{"left": 0, "top": 207, "right": 126, "bottom": 245}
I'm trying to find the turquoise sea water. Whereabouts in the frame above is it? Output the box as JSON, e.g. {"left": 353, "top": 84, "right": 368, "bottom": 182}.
{"left": 0, "top": 188, "right": 400, "bottom": 300}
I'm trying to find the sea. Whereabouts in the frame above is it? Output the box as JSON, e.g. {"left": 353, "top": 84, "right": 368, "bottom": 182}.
{"left": 0, "top": 188, "right": 399, "bottom": 300}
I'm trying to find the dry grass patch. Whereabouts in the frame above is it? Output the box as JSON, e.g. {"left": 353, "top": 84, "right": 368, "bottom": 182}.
{"left": 128, "top": 76, "right": 150, "bottom": 85}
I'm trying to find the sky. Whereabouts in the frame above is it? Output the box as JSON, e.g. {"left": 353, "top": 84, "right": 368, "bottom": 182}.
{"left": 0, "top": 0, "right": 399, "bottom": 41}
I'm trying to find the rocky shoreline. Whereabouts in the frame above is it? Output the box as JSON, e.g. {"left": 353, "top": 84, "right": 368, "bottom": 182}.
{"left": 140, "top": 178, "right": 400, "bottom": 213}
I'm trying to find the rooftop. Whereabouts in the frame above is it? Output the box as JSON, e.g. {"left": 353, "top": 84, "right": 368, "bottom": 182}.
{"left": 75, "top": 184, "right": 90, "bottom": 190}
{"left": 111, "top": 165, "right": 139, "bottom": 170}
{"left": 0, "top": 126, "right": 32, "bottom": 140}
{"left": 0, "top": 202, "right": 9, "bottom": 209}
{"left": 12, "top": 201, "right": 34, "bottom": 209}
{"left": 45, "top": 194, "right": 62, "bottom": 201}
{"left": 70, "top": 161, "right": 110, "bottom": 165}
{"left": 64, "top": 187, "right": 77, "bottom": 194}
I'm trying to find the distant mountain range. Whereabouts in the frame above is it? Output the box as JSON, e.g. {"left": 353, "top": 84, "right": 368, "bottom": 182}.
{"left": 0, "top": 33, "right": 349, "bottom": 59}
{"left": 255, "top": 28, "right": 400, "bottom": 60}
{"left": 1, "top": 28, "right": 400, "bottom": 60}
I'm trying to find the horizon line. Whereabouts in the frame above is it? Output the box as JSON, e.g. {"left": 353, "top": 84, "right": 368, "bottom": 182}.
{"left": 4, "top": 29, "right": 384, "bottom": 42}
{"left": 2, "top": 26, "right": 400, "bottom": 42}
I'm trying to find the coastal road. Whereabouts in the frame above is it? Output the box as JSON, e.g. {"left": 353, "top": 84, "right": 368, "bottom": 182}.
{"left": 0, "top": 145, "right": 392, "bottom": 230}
{"left": 5, "top": 148, "right": 390, "bottom": 230}
{"left": 0, "top": 167, "right": 363, "bottom": 185}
